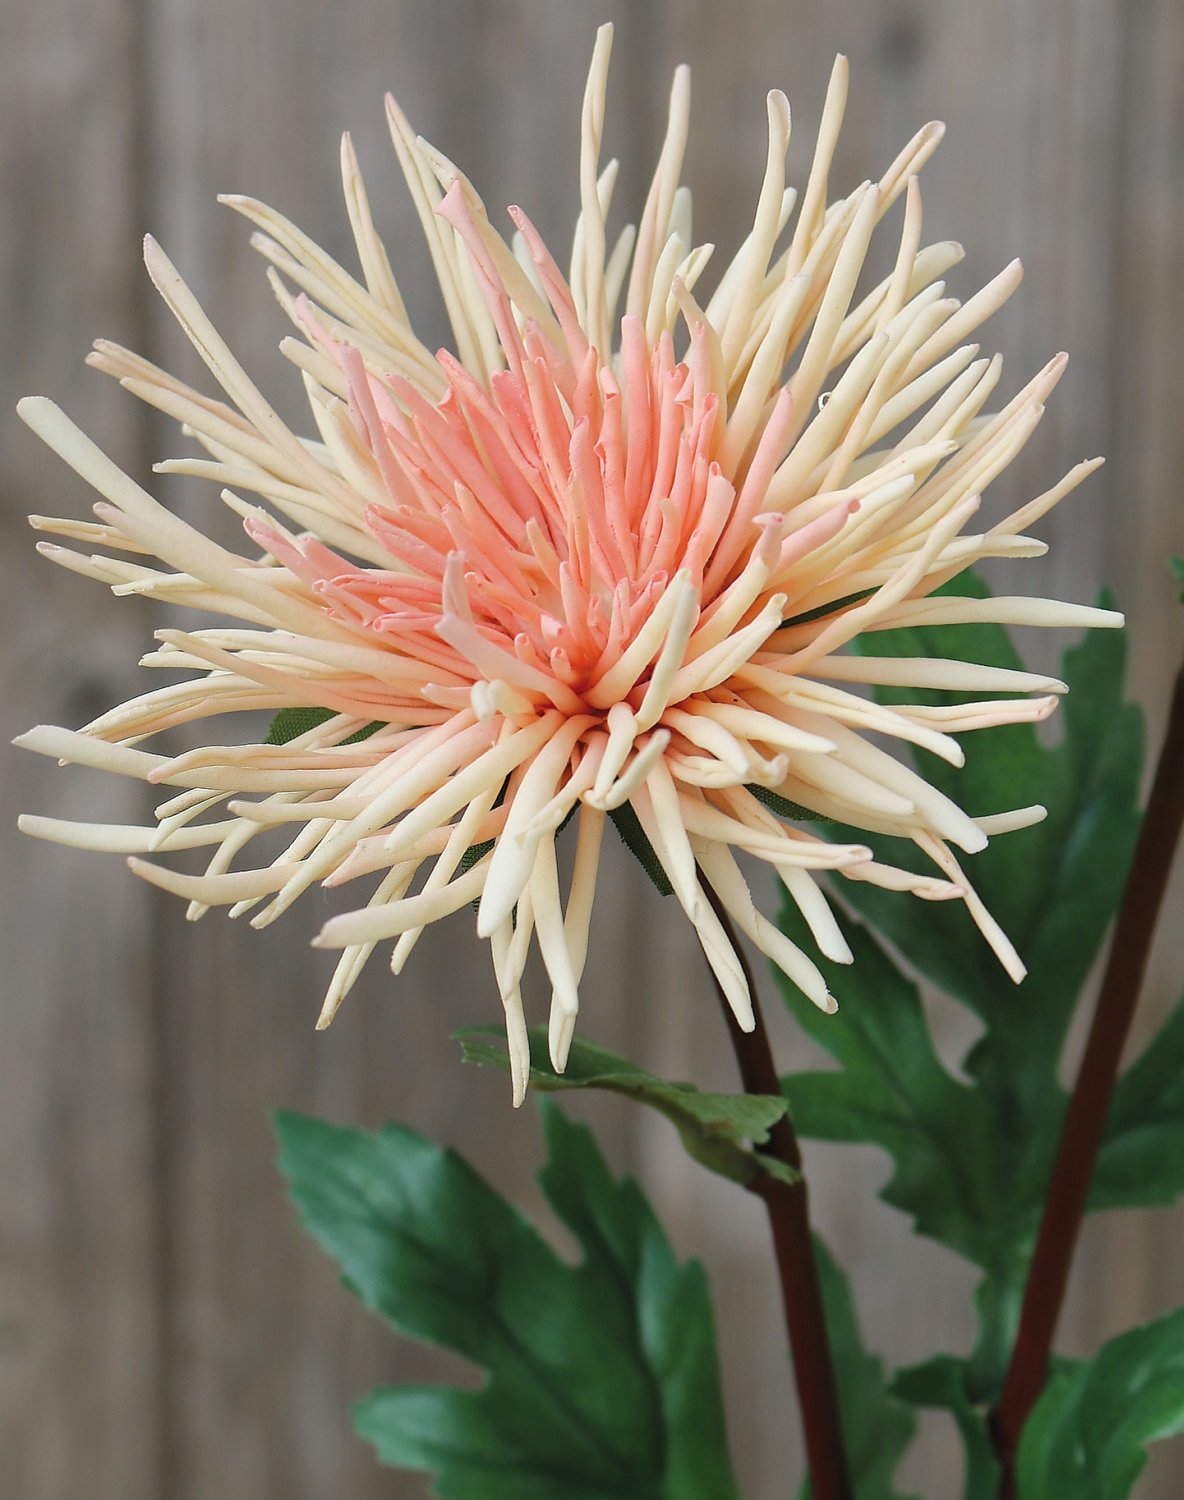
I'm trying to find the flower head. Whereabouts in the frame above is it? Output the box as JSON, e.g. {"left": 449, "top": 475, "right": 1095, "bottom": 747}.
{"left": 18, "top": 26, "right": 1119, "bottom": 1101}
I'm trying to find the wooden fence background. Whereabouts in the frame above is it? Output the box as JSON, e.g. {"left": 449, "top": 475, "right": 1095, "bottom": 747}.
{"left": 3, "top": 1, "right": 1182, "bottom": 1496}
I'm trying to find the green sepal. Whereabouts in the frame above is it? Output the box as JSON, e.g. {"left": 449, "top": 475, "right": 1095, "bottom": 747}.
{"left": 746, "top": 784, "right": 818, "bottom": 822}
{"left": 608, "top": 802, "right": 674, "bottom": 896}
{"left": 275, "top": 1105, "right": 741, "bottom": 1500}
{"left": 460, "top": 1027, "right": 795, "bottom": 1187}
{"left": 781, "top": 588, "right": 877, "bottom": 628}
{"left": 1016, "top": 1309, "right": 1184, "bottom": 1499}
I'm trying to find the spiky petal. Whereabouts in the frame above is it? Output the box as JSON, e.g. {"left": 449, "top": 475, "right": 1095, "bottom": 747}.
{"left": 18, "top": 26, "right": 1120, "bottom": 1102}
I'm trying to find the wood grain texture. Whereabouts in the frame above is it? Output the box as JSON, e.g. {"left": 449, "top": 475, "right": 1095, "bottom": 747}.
{"left": 0, "top": 3, "right": 161, "bottom": 1498}
{"left": 3, "top": 1, "right": 1181, "bottom": 1497}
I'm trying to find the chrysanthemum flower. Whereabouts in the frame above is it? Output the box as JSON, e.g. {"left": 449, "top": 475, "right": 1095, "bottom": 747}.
{"left": 17, "top": 25, "right": 1119, "bottom": 1102}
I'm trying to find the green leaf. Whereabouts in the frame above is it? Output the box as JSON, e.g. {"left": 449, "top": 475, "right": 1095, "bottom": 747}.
{"left": 776, "top": 895, "right": 1036, "bottom": 1396}
{"left": 776, "top": 575, "right": 1144, "bottom": 1378}
{"left": 798, "top": 1239, "right": 918, "bottom": 1500}
{"left": 838, "top": 578, "right": 1142, "bottom": 1080}
{"left": 1016, "top": 1310, "right": 1184, "bottom": 1499}
{"left": 1169, "top": 555, "right": 1184, "bottom": 604}
{"left": 1092, "top": 991, "right": 1184, "bottom": 1210}
{"left": 275, "top": 1105, "right": 741, "bottom": 1500}
{"left": 460, "top": 1027, "right": 794, "bottom": 1186}
{"left": 777, "top": 902, "right": 1004, "bottom": 1267}
{"left": 265, "top": 706, "right": 382, "bottom": 745}
{"left": 892, "top": 1357, "right": 998, "bottom": 1500}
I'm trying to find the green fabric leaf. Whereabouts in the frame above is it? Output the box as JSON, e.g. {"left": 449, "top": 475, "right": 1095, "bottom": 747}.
{"left": 836, "top": 577, "right": 1142, "bottom": 1090}
{"left": 778, "top": 903, "right": 1006, "bottom": 1268}
{"left": 776, "top": 897, "right": 1032, "bottom": 1402}
{"left": 892, "top": 1357, "right": 998, "bottom": 1500}
{"left": 460, "top": 1027, "right": 794, "bottom": 1186}
{"left": 776, "top": 574, "right": 1145, "bottom": 1379}
{"left": 1092, "top": 991, "right": 1184, "bottom": 1210}
{"left": 275, "top": 1105, "right": 741, "bottom": 1500}
{"left": 265, "top": 706, "right": 382, "bottom": 745}
{"left": 798, "top": 1239, "right": 918, "bottom": 1500}
{"left": 1016, "top": 1310, "right": 1184, "bottom": 1499}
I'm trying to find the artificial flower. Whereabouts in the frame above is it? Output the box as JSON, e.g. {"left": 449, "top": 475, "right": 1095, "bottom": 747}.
{"left": 17, "top": 25, "right": 1119, "bottom": 1101}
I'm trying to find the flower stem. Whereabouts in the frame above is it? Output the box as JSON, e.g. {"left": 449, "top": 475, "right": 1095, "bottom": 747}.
{"left": 702, "top": 885, "right": 853, "bottom": 1500}
{"left": 992, "top": 658, "right": 1184, "bottom": 1495}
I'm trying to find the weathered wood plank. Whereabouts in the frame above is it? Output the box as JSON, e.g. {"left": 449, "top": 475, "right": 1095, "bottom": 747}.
{"left": 0, "top": 3, "right": 161, "bottom": 1497}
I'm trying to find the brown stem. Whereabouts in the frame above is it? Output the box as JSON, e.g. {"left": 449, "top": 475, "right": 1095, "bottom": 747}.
{"left": 701, "top": 884, "right": 853, "bottom": 1500}
{"left": 993, "top": 660, "right": 1184, "bottom": 1496}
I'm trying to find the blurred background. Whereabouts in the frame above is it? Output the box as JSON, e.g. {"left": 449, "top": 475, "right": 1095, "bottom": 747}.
{"left": 2, "top": 1, "right": 1183, "bottom": 1496}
